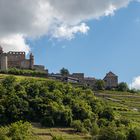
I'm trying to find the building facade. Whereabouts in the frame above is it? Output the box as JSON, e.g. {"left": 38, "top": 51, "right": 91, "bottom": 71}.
{"left": 103, "top": 71, "right": 118, "bottom": 89}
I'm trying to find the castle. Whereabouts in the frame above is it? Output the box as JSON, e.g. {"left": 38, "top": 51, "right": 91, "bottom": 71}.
{"left": 0, "top": 46, "right": 46, "bottom": 72}
{"left": 0, "top": 46, "right": 118, "bottom": 89}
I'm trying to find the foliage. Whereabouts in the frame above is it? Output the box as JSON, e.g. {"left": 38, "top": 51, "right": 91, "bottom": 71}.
{"left": 118, "top": 82, "right": 129, "bottom": 92}
{"left": 94, "top": 80, "right": 105, "bottom": 90}
{"left": 71, "top": 120, "right": 86, "bottom": 133}
{"left": 99, "top": 107, "right": 115, "bottom": 121}
{"left": 0, "top": 121, "right": 36, "bottom": 140}
{"left": 0, "top": 75, "right": 138, "bottom": 139}
{"left": 127, "top": 127, "right": 140, "bottom": 140}
{"left": 90, "top": 122, "right": 99, "bottom": 136}
{"left": 98, "top": 127, "right": 122, "bottom": 140}
{"left": 60, "top": 68, "right": 69, "bottom": 76}
{"left": 52, "top": 135, "right": 64, "bottom": 140}
{"left": 0, "top": 68, "right": 47, "bottom": 77}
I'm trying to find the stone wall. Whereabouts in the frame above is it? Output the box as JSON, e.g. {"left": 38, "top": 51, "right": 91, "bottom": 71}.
{"left": 21, "top": 60, "right": 30, "bottom": 69}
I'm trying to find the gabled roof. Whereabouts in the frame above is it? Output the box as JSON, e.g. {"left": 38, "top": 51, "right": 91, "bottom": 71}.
{"left": 104, "top": 71, "right": 118, "bottom": 79}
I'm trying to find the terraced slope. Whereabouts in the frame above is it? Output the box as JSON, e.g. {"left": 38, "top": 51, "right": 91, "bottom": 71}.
{"left": 96, "top": 91, "right": 140, "bottom": 126}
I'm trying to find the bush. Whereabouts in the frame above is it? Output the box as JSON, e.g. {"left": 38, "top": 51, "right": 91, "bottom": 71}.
{"left": 41, "top": 116, "right": 54, "bottom": 127}
{"left": 0, "top": 121, "right": 36, "bottom": 140}
{"left": 90, "top": 123, "right": 99, "bottom": 136}
{"left": 98, "top": 127, "right": 117, "bottom": 140}
{"left": 117, "top": 82, "right": 129, "bottom": 92}
{"left": 99, "top": 107, "right": 115, "bottom": 121}
{"left": 97, "top": 118, "right": 109, "bottom": 127}
{"left": 52, "top": 135, "right": 64, "bottom": 140}
{"left": 71, "top": 120, "right": 86, "bottom": 133}
{"left": 83, "top": 119, "right": 92, "bottom": 131}
{"left": 94, "top": 80, "right": 105, "bottom": 90}
{"left": 127, "top": 127, "right": 140, "bottom": 140}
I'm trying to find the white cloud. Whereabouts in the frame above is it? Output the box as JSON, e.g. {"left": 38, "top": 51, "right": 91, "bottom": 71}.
{"left": 130, "top": 76, "right": 140, "bottom": 90}
{"left": 52, "top": 23, "right": 89, "bottom": 40}
{"left": 0, "top": 34, "right": 30, "bottom": 53}
{"left": 0, "top": 0, "right": 139, "bottom": 52}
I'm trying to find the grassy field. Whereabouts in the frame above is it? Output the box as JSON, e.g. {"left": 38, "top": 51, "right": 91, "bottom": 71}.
{"left": 32, "top": 123, "right": 91, "bottom": 140}
{"left": 0, "top": 73, "right": 49, "bottom": 82}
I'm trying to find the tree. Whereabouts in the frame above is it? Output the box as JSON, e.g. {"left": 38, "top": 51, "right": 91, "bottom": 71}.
{"left": 71, "top": 120, "right": 85, "bottom": 132}
{"left": 2, "top": 76, "right": 16, "bottom": 91}
{"left": 118, "top": 82, "right": 129, "bottom": 92}
{"left": 99, "top": 107, "right": 115, "bottom": 121}
{"left": 99, "top": 127, "right": 117, "bottom": 140}
{"left": 94, "top": 80, "right": 105, "bottom": 90}
{"left": 60, "top": 68, "right": 69, "bottom": 76}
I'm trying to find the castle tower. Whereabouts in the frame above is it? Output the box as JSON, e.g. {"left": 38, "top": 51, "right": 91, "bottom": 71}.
{"left": 0, "top": 46, "right": 3, "bottom": 54}
{"left": 29, "top": 53, "right": 34, "bottom": 69}
{"left": 1, "top": 54, "right": 8, "bottom": 71}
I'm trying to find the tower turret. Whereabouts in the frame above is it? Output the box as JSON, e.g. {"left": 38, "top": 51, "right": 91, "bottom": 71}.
{"left": 29, "top": 53, "right": 34, "bottom": 69}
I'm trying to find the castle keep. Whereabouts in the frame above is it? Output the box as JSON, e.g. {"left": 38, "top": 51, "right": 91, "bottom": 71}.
{"left": 0, "top": 47, "right": 34, "bottom": 70}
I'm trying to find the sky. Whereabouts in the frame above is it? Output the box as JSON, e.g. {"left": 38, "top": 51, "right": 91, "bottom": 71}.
{"left": 0, "top": 0, "right": 140, "bottom": 89}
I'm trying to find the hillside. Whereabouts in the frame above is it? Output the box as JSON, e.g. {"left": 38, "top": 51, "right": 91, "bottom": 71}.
{"left": 96, "top": 91, "right": 140, "bottom": 127}
{"left": 0, "top": 74, "right": 139, "bottom": 140}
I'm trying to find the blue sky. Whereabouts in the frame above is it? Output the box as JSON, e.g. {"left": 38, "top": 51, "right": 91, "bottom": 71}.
{"left": 27, "top": 1, "right": 140, "bottom": 84}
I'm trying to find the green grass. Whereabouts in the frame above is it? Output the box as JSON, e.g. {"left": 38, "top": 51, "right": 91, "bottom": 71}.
{"left": 0, "top": 74, "right": 49, "bottom": 82}
{"left": 32, "top": 123, "right": 91, "bottom": 140}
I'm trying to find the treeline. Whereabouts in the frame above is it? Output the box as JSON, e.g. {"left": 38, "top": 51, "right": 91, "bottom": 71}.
{"left": 0, "top": 68, "right": 48, "bottom": 77}
{"left": 0, "top": 76, "right": 139, "bottom": 140}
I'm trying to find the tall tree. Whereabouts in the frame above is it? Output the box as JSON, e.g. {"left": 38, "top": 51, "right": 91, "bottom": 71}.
{"left": 60, "top": 68, "right": 70, "bottom": 76}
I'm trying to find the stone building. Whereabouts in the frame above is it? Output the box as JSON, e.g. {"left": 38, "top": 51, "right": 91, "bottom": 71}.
{"left": 0, "top": 46, "right": 48, "bottom": 73}
{"left": 0, "top": 46, "right": 34, "bottom": 70}
{"left": 83, "top": 77, "right": 97, "bottom": 88}
{"left": 71, "top": 73, "right": 84, "bottom": 81}
{"left": 103, "top": 71, "right": 118, "bottom": 89}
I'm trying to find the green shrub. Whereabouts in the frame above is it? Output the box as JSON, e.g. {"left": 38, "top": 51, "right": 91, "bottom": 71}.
{"left": 71, "top": 120, "right": 86, "bottom": 133}
{"left": 41, "top": 116, "right": 54, "bottom": 127}
{"left": 90, "top": 123, "right": 99, "bottom": 136}
{"left": 127, "top": 127, "right": 140, "bottom": 140}
{"left": 83, "top": 119, "right": 92, "bottom": 131}
{"left": 0, "top": 121, "right": 36, "bottom": 140}
{"left": 52, "top": 135, "right": 64, "bottom": 140}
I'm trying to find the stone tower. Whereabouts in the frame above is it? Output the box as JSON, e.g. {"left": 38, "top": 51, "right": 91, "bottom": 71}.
{"left": 29, "top": 53, "right": 34, "bottom": 69}
{"left": 1, "top": 54, "right": 8, "bottom": 71}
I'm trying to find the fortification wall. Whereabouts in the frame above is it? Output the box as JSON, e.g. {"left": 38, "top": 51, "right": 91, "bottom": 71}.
{"left": 21, "top": 60, "right": 30, "bottom": 69}
{"left": 7, "top": 52, "right": 25, "bottom": 61}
